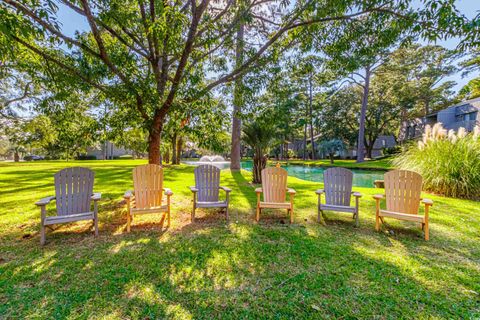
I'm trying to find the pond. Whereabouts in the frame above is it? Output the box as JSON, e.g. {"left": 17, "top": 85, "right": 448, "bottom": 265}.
{"left": 183, "top": 160, "right": 385, "bottom": 188}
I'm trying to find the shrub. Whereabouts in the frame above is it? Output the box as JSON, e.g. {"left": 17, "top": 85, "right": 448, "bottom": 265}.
{"left": 286, "top": 149, "right": 296, "bottom": 159}
{"left": 393, "top": 124, "right": 480, "bottom": 199}
{"left": 317, "top": 139, "right": 345, "bottom": 164}
{"left": 76, "top": 154, "right": 97, "bottom": 160}
{"left": 383, "top": 145, "right": 401, "bottom": 155}
{"left": 114, "top": 154, "right": 133, "bottom": 159}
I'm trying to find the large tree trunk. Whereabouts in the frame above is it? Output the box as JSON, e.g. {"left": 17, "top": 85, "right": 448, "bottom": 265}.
{"left": 230, "top": 12, "right": 244, "bottom": 171}
{"left": 176, "top": 135, "right": 183, "bottom": 164}
{"left": 148, "top": 123, "right": 163, "bottom": 165}
{"left": 303, "top": 121, "right": 307, "bottom": 161}
{"left": 171, "top": 132, "right": 177, "bottom": 165}
{"left": 280, "top": 138, "right": 284, "bottom": 160}
{"left": 329, "top": 153, "right": 334, "bottom": 164}
{"left": 163, "top": 149, "right": 170, "bottom": 164}
{"left": 308, "top": 76, "right": 316, "bottom": 160}
{"left": 366, "top": 146, "right": 373, "bottom": 159}
{"left": 356, "top": 65, "right": 371, "bottom": 163}
{"left": 365, "top": 137, "right": 375, "bottom": 159}
{"left": 14, "top": 151, "right": 19, "bottom": 162}
{"left": 252, "top": 151, "right": 267, "bottom": 184}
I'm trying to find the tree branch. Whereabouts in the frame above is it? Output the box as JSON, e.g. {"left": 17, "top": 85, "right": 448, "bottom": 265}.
{"left": 60, "top": 0, "right": 149, "bottom": 58}
{"left": 158, "top": 0, "right": 211, "bottom": 119}
{"left": 4, "top": 81, "right": 32, "bottom": 107}
{"left": 3, "top": 0, "right": 101, "bottom": 59}
{"left": 201, "top": 8, "right": 381, "bottom": 94}
{"left": 11, "top": 35, "right": 108, "bottom": 94}
{"left": 80, "top": 0, "right": 149, "bottom": 120}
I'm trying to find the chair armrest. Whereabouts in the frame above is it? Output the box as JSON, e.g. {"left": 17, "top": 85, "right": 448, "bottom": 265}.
{"left": 421, "top": 198, "right": 433, "bottom": 206}
{"left": 287, "top": 188, "right": 296, "bottom": 194}
{"left": 35, "top": 196, "right": 55, "bottom": 206}
{"left": 352, "top": 192, "right": 362, "bottom": 198}
{"left": 163, "top": 188, "right": 173, "bottom": 196}
{"left": 255, "top": 187, "right": 263, "bottom": 193}
{"left": 91, "top": 193, "right": 101, "bottom": 201}
{"left": 219, "top": 186, "right": 231, "bottom": 193}
{"left": 373, "top": 194, "right": 384, "bottom": 200}
{"left": 315, "top": 189, "right": 324, "bottom": 195}
{"left": 189, "top": 186, "right": 198, "bottom": 193}
{"left": 124, "top": 190, "right": 134, "bottom": 199}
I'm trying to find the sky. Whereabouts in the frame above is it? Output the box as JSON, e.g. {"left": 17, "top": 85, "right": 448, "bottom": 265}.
{"left": 55, "top": 0, "right": 480, "bottom": 94}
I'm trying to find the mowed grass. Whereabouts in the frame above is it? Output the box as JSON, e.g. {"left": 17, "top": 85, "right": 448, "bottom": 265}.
{"left": 0, "top": 160, "right": 479, "bottom": 319}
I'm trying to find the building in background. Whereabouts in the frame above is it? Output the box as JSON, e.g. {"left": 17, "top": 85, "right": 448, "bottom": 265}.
{"left": 86, "top": 141, "right": 130, "bottom": 160}
{"left": 399, "top": 97, "right": 480, "bottom": 142}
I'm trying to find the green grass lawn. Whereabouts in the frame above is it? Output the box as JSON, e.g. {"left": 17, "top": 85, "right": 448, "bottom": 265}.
{"left": 0, "top": 160, "right": 479, "bottom": 319}
{"left": 272, "top": 157, "right": 394, "bottom": 170}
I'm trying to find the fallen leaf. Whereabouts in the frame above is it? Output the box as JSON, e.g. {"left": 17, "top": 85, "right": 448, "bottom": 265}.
{"left": 312, "top": 304, "right": 321, "bottom": 311}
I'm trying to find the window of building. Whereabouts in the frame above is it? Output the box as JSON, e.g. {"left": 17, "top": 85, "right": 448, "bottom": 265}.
{"left": 457, "top": 112, "right": 478, "bottom": 122}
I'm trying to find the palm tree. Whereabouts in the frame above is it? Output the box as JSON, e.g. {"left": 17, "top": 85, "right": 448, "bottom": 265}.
{"left": 242, "top": 120, "right": 278, "bottom": 183}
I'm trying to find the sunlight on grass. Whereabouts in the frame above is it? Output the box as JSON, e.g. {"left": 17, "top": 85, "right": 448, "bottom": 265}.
{"left": 0, "top": 160, "right": 479, "bottom": 318}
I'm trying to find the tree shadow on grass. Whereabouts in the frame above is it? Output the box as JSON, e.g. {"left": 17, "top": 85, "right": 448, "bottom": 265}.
{"left": 1, "top": 162, "right": 479, "bottom": 318}
{"left": 1, "top": 222, "right": 478, "bottom": 319}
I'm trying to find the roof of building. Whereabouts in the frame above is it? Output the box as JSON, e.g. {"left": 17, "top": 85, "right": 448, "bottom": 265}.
{"left": 425, "top": 97, "right": 480, "bottom": 118}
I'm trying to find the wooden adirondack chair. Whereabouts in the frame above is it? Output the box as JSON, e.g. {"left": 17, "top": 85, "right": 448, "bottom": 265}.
{"left": 315, "top": 167, "right": 362, "bottom": 226}
{"left": 373, "top": 170, "right": 433, "bottom": 240}
{"left": 35, "top": 167, "right": 101, "bottom": 245}
{"left": 189, "top": 164, "right": 231, "bottom": 222}
{"left": 255, "top": 164, "right": 296, "bottom": 223}
{"left": 123, "top": 164, "right": 173, "bottom": 232}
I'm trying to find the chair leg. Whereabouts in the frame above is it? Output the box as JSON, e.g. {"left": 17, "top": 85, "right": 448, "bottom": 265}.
{"left": 290, "top": 195, "right": 294, "bottom": 224}
{"left": 40, "top": 223, "right": 46, "bottom": 246}
{"left": 93, "top": 200, "right": 99, "bottom": 237}
{"left": 167, "top": 196, "right": 171, "bottom": 228}
{"left": 192, "top": 194, "right": 196, "bottom": 222}
{"left": 127, "top": 211, "right": 131, "bottom": 233}
{"left": 256, "top": 205, "right": 260, "bottom": 222}
{"left": 225, "top": 193, "right": 230, "bottom": 221}
{"left": 318, "top": 209, "right": 326, "bottom": 225}
{"left": 375, "top": 199, "right": 381, "bottom": 231}
{"left": 424, "top": 221, "right": 429, "bottom": 241}
{"left": 424, "top": 204, "right": 430, "bottom": 241}
{"left": 40, "top": 205, "right": 46, "bottom": 245}
{"left": 354, "top": 211, "right": 359, "bottom": 228}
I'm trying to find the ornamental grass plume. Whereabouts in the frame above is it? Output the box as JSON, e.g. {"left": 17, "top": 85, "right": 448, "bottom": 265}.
{"left": 394, "top": 124, "right": 480, "bottom": 199}
{"left": 473, "top": 125, "right": 480, "bottom": 139}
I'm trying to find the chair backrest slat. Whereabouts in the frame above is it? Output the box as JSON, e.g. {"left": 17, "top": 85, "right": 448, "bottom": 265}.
{"left": 195, "top": 164, "right": 220, "bottom": 202}
{"left": 323, "top": 167, "right": 353, "bottom": 206}
{"left": 133, "top": 164, "right": 163, "bottom": 209}
{"left": 54, "top": 167, "right": 94, "bottom": 216}
{"left": 384, "top": 170, "right": 422, "bottom": 214}
{"left": 262, "top": 167, "right": 287, "bottom": 203}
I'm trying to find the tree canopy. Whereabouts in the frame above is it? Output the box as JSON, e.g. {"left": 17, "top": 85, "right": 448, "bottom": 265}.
{"left": 1, "top": 0, "right": 473, "bottom": 163}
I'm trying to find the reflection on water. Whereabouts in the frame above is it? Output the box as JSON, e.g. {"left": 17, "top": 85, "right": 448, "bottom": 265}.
{"left": 183, "top": 160, "right": 385, "bottom": 188}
